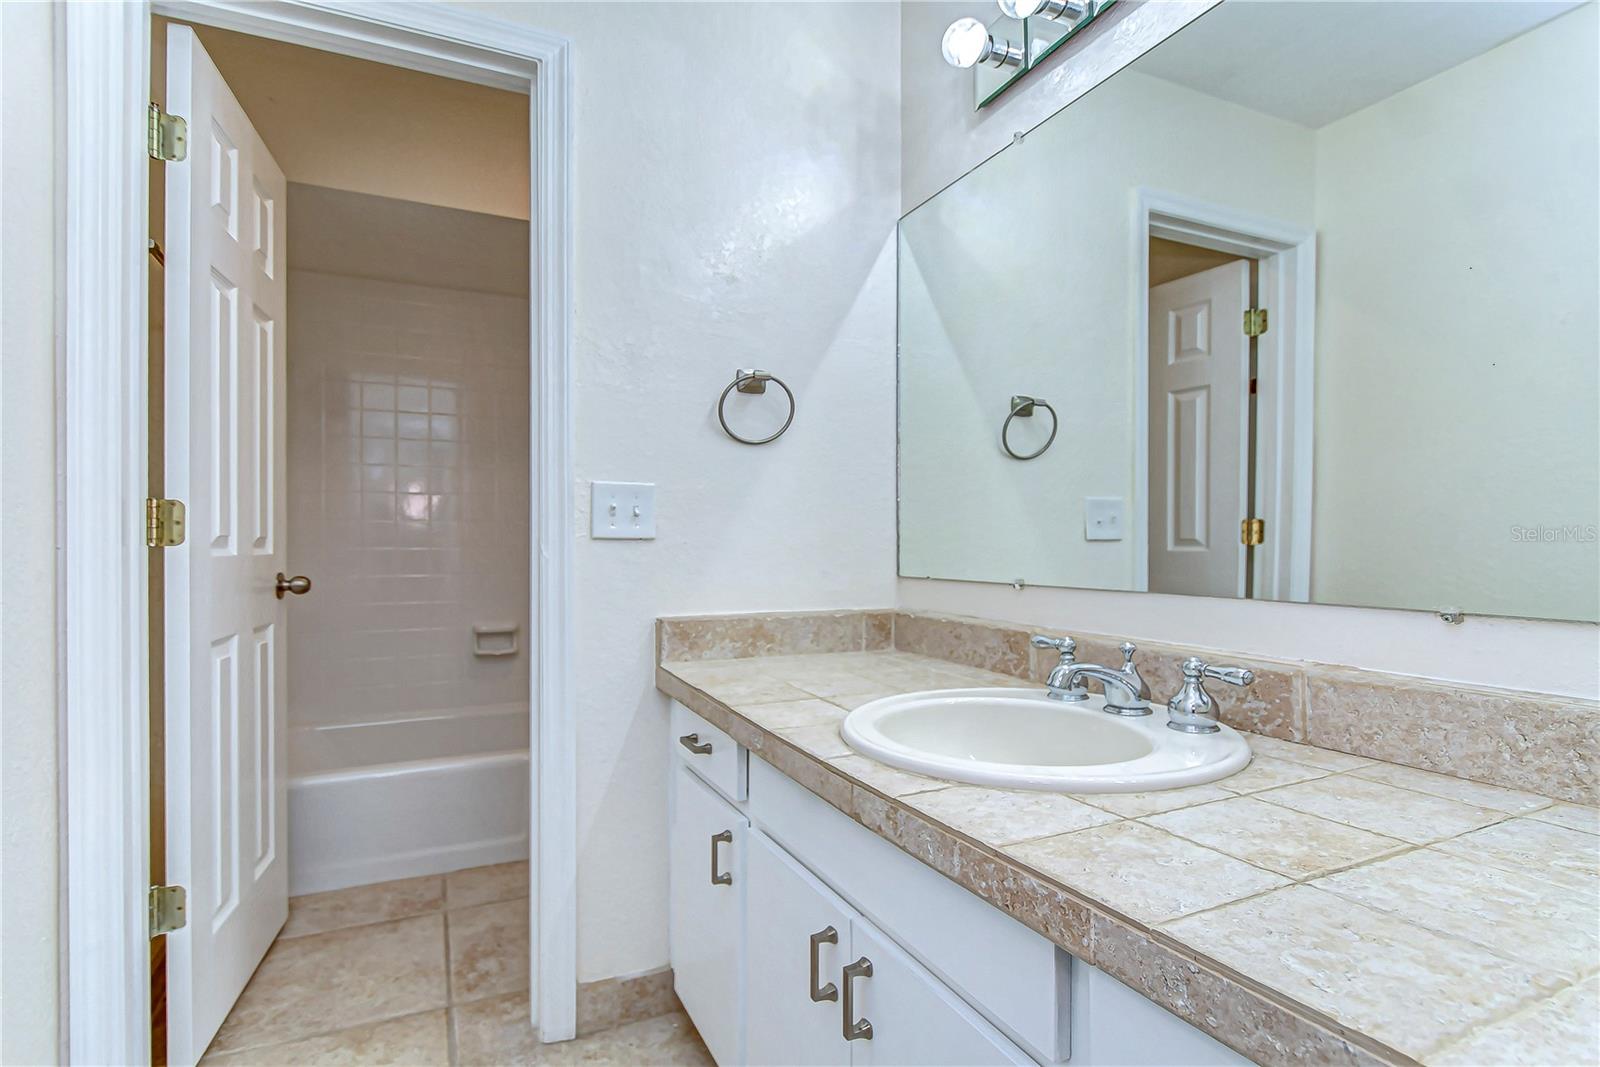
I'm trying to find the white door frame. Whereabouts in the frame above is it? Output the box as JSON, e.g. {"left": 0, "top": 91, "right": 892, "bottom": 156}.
{"left": 1131, "top": 187, "right": 1315, "bottom": 602}
{"left": 59, "top": 4, "right": 576, "bottom": 1062}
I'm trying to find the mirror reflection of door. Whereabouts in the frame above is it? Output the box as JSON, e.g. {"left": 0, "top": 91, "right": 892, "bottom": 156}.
{"left": 1147, "top": 244, "right": 1253, "bottom": 599}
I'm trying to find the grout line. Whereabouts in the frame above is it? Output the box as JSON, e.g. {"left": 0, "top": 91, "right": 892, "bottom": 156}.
{"left": 442, "top": 906, "right": 459, "bottom": 1066}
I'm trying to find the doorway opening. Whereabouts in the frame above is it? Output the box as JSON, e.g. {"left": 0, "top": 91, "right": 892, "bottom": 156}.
{"left": 1131, "top": 190, "right": 1316, "bottom": 604}
{"left": 146, "top": 13, "right": 535, "bottom": 1066}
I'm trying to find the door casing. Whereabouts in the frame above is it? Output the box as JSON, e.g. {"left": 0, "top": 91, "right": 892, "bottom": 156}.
{"left": 58, "top": 4, "right": 575, "bottom": 1062}
{"left": 1131, "top": 187, "right": 1316, "bottom": 602}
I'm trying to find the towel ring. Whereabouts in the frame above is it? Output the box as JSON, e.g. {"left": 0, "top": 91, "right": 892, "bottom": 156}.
{"left": 1002, "top": 395, "right": 1057, "bottom": 461}
{"left": 718, "top": 369, "right": 795, "bottom": 446}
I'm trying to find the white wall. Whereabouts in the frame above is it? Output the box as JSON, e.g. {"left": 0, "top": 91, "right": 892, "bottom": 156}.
{"left": 1310, "top": 6, "right": 1600, "bottom": 621}
{"left": 899, "top": 70, "right": 1313, "bottom": 589}
{"left": 458, "top": 0, "right": 903, "bottom": 983}
{"left": 286, "top": 191, "right": 531, "bottom": 736}
{"left": 0, "top": 3, "right": 62, "bottom": 1063}
{"left": 897, "top": 1, "right": 1600, "bottom": 699}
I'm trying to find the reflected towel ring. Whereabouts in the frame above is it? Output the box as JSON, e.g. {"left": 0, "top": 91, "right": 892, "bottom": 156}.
{"left": 718, "top": 369, "right": 796, "bottom": 446}
{"left": 1002, "top": 395, "right": 1057, "bottom": 460}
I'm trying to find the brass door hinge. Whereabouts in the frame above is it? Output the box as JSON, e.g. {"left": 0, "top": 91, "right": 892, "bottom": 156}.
{"left": 146, "top": 498, "right": 186, "bottom": 548}
{"left": 149, "top": 884, "right": 187, "bottom": 936}
{"left": 147, "top": 102, "right": 188, "bottom": 162}
{"left": 1243, "top": 308, "right": 1268, "bottom": 338}
{"left": 1241, "top": 517, "right": 1265, "bottom": 546}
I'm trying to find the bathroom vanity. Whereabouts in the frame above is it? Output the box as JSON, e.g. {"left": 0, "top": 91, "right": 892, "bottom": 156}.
{"left": 668, "top": 698, "right": 1246, "bottom": 1066}
{"left": 658, "top": 611, "right": 1598, "bottom": 1067}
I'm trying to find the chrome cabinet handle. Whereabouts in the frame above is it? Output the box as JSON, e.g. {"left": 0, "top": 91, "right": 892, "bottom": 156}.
{"left": 710, "top": 830, "right": 733, "bottom": 886}
{"left": 274, "top": 573, "right": 312, "bottom": 599}
{"left": 842, "top": 956, "right": 873, "bottom": 1041}
{"left": 678, "top": 733, "right": 713, "bottom": 755}
{"left": 808, "top": 926, "right": 838, "bottom": 1003}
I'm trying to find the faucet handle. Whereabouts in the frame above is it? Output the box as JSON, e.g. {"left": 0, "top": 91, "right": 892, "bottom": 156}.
{"left": 1031, "top": 634, "right": 1076, "bottom": 658}
{"left": 1118, "top": 642, "right": 1136, "bottom": 667}
{"left": 1119, "top": 642, "right": 1151, "bottom": 699}
{"left": 1184, "top": 657, "right": 1254, "bottom": 687}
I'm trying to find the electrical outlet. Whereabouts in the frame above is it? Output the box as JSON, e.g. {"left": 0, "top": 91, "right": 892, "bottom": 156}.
{"left": 591, "top": 481, "right": 656, "bottom": 539}
{"left": 1084, "top": 497, "right": 1124, "bottom": 541}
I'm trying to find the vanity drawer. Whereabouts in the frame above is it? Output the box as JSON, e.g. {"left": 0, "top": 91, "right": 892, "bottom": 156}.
{"left": 672, "top": 701, "right": 748, "bottom": 804}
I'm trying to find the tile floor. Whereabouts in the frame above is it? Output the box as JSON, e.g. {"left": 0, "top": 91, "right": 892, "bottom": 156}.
{"left": 202, "top": 862, "right": 712, "bottom": 1066}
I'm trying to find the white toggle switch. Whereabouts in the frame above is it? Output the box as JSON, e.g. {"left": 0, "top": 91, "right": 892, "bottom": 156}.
{"left": 1084, "top": 496, "right": 1125, "bottom": 541}
{"left": 591, "top": 481, "right": 656, "bottom": 539}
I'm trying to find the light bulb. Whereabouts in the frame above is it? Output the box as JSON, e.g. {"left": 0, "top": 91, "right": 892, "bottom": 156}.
{"left": 997, "top": 0, "right": 1045, "bottom": 18}
{"left": 941, "top": 18, "right": 991, "bottom": 68}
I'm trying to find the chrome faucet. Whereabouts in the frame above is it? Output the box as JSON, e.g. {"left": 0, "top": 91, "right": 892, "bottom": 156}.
{"left": 1058, "top": 641, "right": 1153, "bottom": 717}
{"left": 1166, "top": 657, "right": 1255, "bottom": 734}
{"left": 1030, "top": 634, "right": 1087, "bottom": 701}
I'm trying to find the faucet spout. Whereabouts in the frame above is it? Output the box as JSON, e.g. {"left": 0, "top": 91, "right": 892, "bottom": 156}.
{"left": 1062, "top": 665, "right": 1152, "bottom": 717}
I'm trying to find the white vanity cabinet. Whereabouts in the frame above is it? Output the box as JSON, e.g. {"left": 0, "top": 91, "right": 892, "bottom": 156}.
{"left": 668, "top": 700, "right": 1247, "bottom": 1067}
{"left": 670, "top": 759, "right": 747, "bottom": 1066}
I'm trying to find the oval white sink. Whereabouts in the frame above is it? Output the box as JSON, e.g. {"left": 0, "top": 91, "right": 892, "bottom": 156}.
{"left": 841, "top": 688, "right": 1250, "bottom": 793}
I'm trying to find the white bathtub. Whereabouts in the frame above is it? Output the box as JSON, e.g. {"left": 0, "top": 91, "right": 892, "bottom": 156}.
{"left": 288, "top": 704, "right": 529, "bottom": 895}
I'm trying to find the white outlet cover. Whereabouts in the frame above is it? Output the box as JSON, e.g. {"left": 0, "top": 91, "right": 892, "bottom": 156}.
{"left": 591, "top": 481, "right": 656, "bottom": 539}
{"left": 1084, "top": 496, "right": 1124, "bottom": 541}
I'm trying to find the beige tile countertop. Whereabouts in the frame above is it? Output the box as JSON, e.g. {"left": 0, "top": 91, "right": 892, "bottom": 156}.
{"left": 656, "top": 649, "right": 1600, "bottom": 1067}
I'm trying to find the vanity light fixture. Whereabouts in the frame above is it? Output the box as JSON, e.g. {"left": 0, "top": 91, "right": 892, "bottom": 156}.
{"left": 942, "top": 16, "right": 1024, "bottom": 69}
{"left": 997, "top": 0, "right": 1092, "bottom": 23}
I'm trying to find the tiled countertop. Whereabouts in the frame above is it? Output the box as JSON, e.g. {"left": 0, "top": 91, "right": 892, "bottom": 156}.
{"left": 656, "top": 649, "right": 1600, "bottom": 1067}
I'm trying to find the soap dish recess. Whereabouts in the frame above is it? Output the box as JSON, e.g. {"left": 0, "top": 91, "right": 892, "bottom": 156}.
{"left": 472, "top": 623, "right": 519, "bottom": 657}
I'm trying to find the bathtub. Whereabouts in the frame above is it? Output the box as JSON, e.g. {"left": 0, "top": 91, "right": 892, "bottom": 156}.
{"left": 288, "top": 703, "right": 529, "bottom": 895}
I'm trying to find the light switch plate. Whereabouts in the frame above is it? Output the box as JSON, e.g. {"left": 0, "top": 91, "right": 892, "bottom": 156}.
{"left": 1084, "top": 496, "right": 1124, "bottom": 541}
{"left": 591, "top": 481, "right": 656, "bottom": 539}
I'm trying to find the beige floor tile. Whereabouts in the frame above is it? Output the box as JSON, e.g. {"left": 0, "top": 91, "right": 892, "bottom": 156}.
{"left": 208, "top": 915, "right": 447, "bottom": 1054}
{"left": 827, "top": 754, "right": 947, "bottom": 797}
{"left": 452, "top": 991, "right": 545, "bottom": 1065}
{"left": 1255, "top": 774, "right": 1506, "bottom": 843}
{"left": 448, "top": 899, "right": 529, "bottom": 1001}
{"left": 567, "top": 1012, "right": 713, "bottom": 1066}
{"left": 1527, "top": 801, "right": 1600, "bottom": 836}
{"left": 1076, "top": 781, "right": 1236, "bottom": 818}
{"left": 1145, "top": 796, "right": 1407, "bottom": 879}
{"left": 1004, "top": 822, "right": 1288, "bottom": 925}
{"left": 777, "top": 722, "right": 852, "bottom": 759}
{"left": 446, "top": 861, "right": 529, "bottom": 910}
{"left": 202, "top": 1009, "right": 449, "bottom": 1066}
{"left": 1432, "top": 974, "right": 1600, "bottom": 1066}
{"left": 904, "top": 785, "right": 1117, "bottom": 846}
{"left": 1350, "top": 762, "right": 1553, "bottom": 814}
{"left": 732, "top": 698, "right": 844, "bottom": 731}
{"left": 1244, "top": 735, "right": 1375, "bottom": 771}
{"left": 1213, "top": 755, "right": 1330, "bottom": 794}
{"left": 1313, "top": 847, "right": 1600, "bottom": 981}
{"left": 282, "top": 875, "right": 443, "bottom": 939}
{"left": 1161, "top": 885, "right": 1562, "bottom": 1059}
{"left": 1432, "top": 817, "right": 1600, "bottom": 890}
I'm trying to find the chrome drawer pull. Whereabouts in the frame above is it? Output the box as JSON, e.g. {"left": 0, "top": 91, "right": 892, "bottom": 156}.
{"left": 842, "top": 956, "right": 873, "bottom": 1041}
{"left": 809, "top": 926, "right": 839, "bottom": 1003}
{"left": 679, "top": 733, "right": 714, "bottom": 755}
{"left": 710, "top": 830, "right": 733, "bottom": 886}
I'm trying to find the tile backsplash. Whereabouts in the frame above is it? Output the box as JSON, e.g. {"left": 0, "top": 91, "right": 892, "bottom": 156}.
{"left": 657, "top": 609, "right": 1600, "bottom": 804}
{"left": 287, "top": 269, "right": 529, "bottom": 729}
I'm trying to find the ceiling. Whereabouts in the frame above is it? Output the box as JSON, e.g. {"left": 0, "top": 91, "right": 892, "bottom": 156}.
{"left": 154, "top": 17, "right": 529, "bottom": 219}
{"left": 1135, "top": 0, "right": 1587, "bottom": 128}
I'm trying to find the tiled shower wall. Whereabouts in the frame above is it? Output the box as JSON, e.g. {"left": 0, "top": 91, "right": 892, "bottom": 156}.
{"left": 286, "top": 267, "right": 529, "bottom": 731}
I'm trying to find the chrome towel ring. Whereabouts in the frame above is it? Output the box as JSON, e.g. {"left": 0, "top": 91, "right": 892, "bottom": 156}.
{"left": 1002, "top": 395, "right": 1057, "bottom": 460}
{"left": 718, "top": 368, "right": 796, "bottom": 446}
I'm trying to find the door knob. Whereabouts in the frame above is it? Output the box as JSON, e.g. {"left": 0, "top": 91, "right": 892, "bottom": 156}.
{"left": 275, "top": 573, "right": 312, "bottom": 599}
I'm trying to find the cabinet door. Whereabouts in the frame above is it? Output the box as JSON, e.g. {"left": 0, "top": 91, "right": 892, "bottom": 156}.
{"left": 746, "top": 831, "right": 854, "bottom": 1066}
{"left": 671, "top": 762, "right": 746, "bottom": 1065}
{"left": 844, "top": 918, "right": 1033, "bottom": 1067}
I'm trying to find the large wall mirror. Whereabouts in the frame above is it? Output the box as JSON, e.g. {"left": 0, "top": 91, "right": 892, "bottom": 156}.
{"left": 898, "top": 0, "right": 1599, "bottom": 623}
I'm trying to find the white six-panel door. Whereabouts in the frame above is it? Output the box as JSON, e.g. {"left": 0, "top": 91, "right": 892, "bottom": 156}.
{"left": 163, "top": 24, "right": 289, "bottom": 1065}
{"left": 1147, "top": 261, "right": 1250, "bottom": 599}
